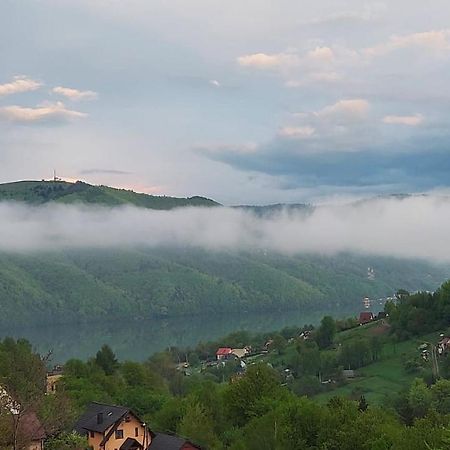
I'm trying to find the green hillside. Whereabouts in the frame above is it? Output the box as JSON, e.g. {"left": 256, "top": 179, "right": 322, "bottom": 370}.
{"left": 0, "top": 181, "right": 449, "bottom": 328}
{"left": 0, "top": 248, "right": 447, "bottom": 326}
{"left": 0, "top": 180, "right": 219, "bottom": 209}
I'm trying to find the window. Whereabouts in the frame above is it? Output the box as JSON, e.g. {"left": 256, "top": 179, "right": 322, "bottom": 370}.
{"left": 115, "top": 429, "right": 124, "bottom": 439}
{"left": 135, "top": 427, "right": 139, "bottom": 437}
{"left": 90, "top": 431, "right": 95, "bottom": 438}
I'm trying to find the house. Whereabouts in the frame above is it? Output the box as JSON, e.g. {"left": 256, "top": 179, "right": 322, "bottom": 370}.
{"left": 299, "top": 331, "right": 311, "bottom": 340}
{"left": 216, "top": 348, "right": 232, "bottom": 360}
{"left": 1, "top": 386, "right": 46, "bottom": 450}
{"left": 438, "top": 337, "right": 450, "bottom": 355}
{"left": 230, "top": 347, "right": 250, "bottom": 359}
{"left": 376, "top": 311, "right": 388, "bottom": 320}
{"left": 342, "top": 369, "right": 356, "bottom": 379}
{"left": 74, "top": 402, "right": 152, "bottom": 450}
{"left": 46, "top": 365, "right": 63, "bottom": 394}
{"left": 359, "top": 311, "right": 374, "bottom": 325}
{"left": 20, "top": 411, "right": 46, "bottom": 450}
{"left": 149, "top": 433, "right": 202, "bottom": 450}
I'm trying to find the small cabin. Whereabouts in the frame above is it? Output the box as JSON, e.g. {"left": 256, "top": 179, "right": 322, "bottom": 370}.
{"left": 359, "top": 312, "right": 374, "bottom": 325}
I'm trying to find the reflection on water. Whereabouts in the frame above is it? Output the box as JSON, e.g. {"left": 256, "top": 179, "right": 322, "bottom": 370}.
{"left": 0, "top": 308, "right": 359, "bottom": 363}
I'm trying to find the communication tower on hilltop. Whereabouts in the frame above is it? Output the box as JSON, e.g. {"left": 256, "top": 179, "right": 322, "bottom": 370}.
{"left": 52, "top": 170, "right": 61, "bottom": 182}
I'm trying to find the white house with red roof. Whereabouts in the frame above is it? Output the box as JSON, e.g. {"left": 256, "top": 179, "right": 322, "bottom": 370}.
{"left": 216, "top": 347, "right": 232, "bottom": 360}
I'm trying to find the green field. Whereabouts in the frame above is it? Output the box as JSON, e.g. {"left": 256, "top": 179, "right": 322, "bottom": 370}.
{"left": 315, "top": 325, "right": 443, "bottom": 404}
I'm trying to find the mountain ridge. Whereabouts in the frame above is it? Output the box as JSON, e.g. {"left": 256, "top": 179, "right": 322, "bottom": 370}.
{"left": 0, "top": 180, "right": 220, "bottom": 209}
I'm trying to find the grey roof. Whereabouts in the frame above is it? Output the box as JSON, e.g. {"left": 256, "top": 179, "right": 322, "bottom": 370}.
{"left": 149, "top": 433, "right": 200, "bottom": 450}
{"left": 74, "top": 402, "right": 130, "bottom": 434}
{"left": 120, "top": 437, "right": 143, "bottom": 450}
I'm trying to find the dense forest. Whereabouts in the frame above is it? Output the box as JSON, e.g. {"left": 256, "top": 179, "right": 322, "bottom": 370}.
{"left": 3, "top": 281, "right": 450, "bottom": 448}
{"left": 0, "top": 248, "right": 446, "bottom": 326}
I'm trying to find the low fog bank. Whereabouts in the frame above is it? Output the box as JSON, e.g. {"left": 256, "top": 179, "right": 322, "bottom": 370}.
{"left": 1, "top": 195, "right": 449, "bottom": 261}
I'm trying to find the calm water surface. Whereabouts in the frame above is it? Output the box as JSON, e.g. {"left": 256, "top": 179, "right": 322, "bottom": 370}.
{"left": 0, "top": 308, "right": 362, "bottom": 363}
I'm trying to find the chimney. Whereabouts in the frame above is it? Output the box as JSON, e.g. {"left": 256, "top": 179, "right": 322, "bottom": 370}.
{"left": 97, "top": 413, "right": 103, "bottom": 424}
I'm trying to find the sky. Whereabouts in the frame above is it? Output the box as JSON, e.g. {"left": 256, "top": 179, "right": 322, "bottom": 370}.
{"left": 1, "top": 0, "right": 450, "bottom": 205}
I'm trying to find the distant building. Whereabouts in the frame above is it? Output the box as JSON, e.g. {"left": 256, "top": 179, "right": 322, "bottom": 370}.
{"left": 438, "top": 337, "right": 450, "bottom": 355}
{"left": 342, "top": 369, "right": 356, "bottom": 379}
{"left": 216, "top": 348, "right": 233, "bottom": 360}
{"left": 359, "top": 312, "right": 374, "bottom": 325}
{"left": 231, "top": 347, "right": 250, "bottom": 359}
{"left": 46, "top": 365, "right": 63, "bottom": 394}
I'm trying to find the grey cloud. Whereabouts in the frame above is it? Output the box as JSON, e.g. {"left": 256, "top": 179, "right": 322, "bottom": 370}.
{"left": 80, "top": 169, "right": 132, "bottom": 176}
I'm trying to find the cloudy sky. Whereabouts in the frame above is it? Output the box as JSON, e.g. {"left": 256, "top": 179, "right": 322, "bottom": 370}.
{"left": 1, "top": 0, "right": 450, "bottom": 204}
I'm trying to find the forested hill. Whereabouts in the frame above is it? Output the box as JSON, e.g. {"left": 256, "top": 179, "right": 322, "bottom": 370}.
{"left": 0, "top": 180, "right": 219, "bottom": 209}
{"left": 0, "top": 248, "right": 447, "bottom": 327}
{"left": 0, "top": 181, "right": 449, "bottom": 328}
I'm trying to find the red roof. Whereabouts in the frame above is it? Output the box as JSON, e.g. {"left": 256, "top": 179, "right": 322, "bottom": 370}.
{"left": 359, "top": 312, "right": 374, "bottom": 323}
{"left": 216, "top": 347, "right": 232, "bottom": 356}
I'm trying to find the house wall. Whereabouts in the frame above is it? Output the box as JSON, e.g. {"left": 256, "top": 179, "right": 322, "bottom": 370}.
{"left": 27, "top": 440, "right": 44, "bottom": 450}
{"left": 46, "top": 374, "right": 62, "bottom": 394}
{"left": 87, "top": 428, "right": 107, "bottom": 450}
{"left": 106, "top": 416, "right": 151, "bottom": 450}
{"left": 86, "top": 415, "right": 152, "bottom": 450}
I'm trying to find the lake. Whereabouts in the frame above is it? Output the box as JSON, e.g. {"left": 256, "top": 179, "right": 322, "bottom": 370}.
{"left": 0, "top": 307, "right": 366, "bottom": 363}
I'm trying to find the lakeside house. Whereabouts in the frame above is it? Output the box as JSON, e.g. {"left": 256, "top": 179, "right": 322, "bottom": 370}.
{"left": 216, "top": 347, "right": 232, "bottom": 360}
{"left": 230, "top": 347, "right": 250, "bottom": 359}
{"left": 359, "top": 311, "right": 374, "bottom": 325}
{"left": 74, "top": 402, "right": 202, "bottom": 450}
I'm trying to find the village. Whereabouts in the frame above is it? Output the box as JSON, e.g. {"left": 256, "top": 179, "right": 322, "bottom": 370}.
{"left": 3, "top": 287, "right": 450, "bottom": 450}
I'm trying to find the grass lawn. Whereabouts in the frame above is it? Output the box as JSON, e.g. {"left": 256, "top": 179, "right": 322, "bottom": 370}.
{"left": 315, "top": 328, "right": 443, "bottom": 405}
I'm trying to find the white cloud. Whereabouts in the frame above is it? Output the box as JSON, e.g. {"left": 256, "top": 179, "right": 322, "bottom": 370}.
{"left": 209, "top": 79, "right": 221, "bottom": 87}
{"left": 306, "top": 46, "right": 335, "bottom": 63}
{"left": 382, "top": 114, "right": 424, "bottom": 126}
{"left": 0, "top": 101, "right": 87, "bottom": 124}
{"left": 306, "top": 3, "right": 387, "bottom": 25}
{"left": 0, "top": 76, "right": 42, "bottom": 97}
{"left": 365, "top": 30, "right": 450, "bottom": 56}
{"left": 279, "top": 126, "right": 315, "bottom": 138}
{"left": 52, "top": 86, "right": 98, "bottom": 101}
{"left": 237, "top": 52, "right": 299, "bottom": 69}
{"left": 1, "top": 195, "right": 450, "bottom": 262}
{"left": 315, "top": 99, "right": 370, "bottom": 121}
{"left": 286, "top": 71, "right": 342, "bottom": 87}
